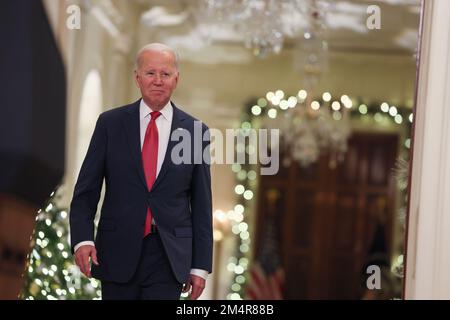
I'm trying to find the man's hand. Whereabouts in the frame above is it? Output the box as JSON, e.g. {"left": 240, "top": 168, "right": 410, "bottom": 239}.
{"left": 182, "top": 274, "right": 206, "bottom": 300}
{"left": 74, "top": 245, "right": 99, "bottom": 278}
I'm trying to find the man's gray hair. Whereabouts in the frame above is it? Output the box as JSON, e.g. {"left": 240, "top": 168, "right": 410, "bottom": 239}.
{"left": 135, "top": 43, "right": 180, "bottom": 70}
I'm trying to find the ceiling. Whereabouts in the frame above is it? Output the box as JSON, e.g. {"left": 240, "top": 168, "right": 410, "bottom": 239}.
{"left": 131, "top": 0, "right": 422, "bottom": 61}
{"left": 114, "top": 0, "right": 423, "bottom": 126}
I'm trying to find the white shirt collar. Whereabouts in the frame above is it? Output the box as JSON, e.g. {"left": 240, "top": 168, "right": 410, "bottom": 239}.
{"left": 139, "top": 99, "right": 173, "bottom": 121}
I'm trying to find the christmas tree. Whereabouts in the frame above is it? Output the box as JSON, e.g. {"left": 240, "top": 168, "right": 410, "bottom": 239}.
{"left": 20, "top": 191, "right": 101, "bottom": 300}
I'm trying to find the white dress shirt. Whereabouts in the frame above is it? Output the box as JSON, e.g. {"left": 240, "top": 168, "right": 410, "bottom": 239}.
{"left": 74, "top": 99, "right": 207, "bottom": 280}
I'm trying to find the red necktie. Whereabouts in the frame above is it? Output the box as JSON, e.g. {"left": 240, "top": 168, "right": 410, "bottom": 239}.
{"left": 142, "top": 111, "right": 161, "bottom": 237}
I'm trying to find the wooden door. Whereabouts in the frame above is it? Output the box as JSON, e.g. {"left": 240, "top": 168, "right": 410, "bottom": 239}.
{"left": 254, "top": 133, "right": 398, "bottom": 299}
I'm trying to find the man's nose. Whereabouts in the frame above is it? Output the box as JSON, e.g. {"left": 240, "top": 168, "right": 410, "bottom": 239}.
{"left": 153, "top": 74, "right": 163, "bottom": 84}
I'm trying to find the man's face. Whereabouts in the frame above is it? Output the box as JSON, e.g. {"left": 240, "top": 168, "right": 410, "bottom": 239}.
{"left": 134, "top": 50, "right": 179, "bottom": 110}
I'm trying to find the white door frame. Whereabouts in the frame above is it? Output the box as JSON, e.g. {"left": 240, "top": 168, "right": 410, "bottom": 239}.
{"left": 405, "top": 0, "right": 450, "bottom": 299}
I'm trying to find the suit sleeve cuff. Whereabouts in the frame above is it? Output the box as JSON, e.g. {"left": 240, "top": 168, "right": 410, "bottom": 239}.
{"left": 74, "top": 241, "right": 95, "bottom": 253}
{"left": 190, "top": 268, "right": 208, "bottom": 280}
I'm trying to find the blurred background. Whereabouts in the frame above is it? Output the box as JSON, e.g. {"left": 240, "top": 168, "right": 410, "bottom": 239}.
{"left": 0, "top": 0, "right": 421, "bottom": 299}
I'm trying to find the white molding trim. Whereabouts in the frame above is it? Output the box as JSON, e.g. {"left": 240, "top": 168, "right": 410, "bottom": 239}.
{"left": 405, "top": 0, "right": 450, "bottom": 299}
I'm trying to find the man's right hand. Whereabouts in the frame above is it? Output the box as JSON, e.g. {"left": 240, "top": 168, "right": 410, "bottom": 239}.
{"left": 74, "top": 245, "right": 99, "bottom": 278}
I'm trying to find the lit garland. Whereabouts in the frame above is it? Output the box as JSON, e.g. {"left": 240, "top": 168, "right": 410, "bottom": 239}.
{"left": 226, "top": 89, "right": 413, "bottom": 300}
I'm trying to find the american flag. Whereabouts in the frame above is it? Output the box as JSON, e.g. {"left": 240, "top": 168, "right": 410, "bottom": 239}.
{"left": 246, "top": 210, "right": 285, "bottom": 300}
{"left": 246, "top": 262, "right": 285, "bottom": 300}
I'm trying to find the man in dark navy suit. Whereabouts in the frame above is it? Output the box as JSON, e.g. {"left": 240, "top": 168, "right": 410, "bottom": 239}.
{"left": 69, "top": 43, "right": 213, "bottom": 300}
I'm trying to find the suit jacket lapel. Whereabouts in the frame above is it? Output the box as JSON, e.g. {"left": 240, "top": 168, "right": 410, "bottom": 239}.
{"left": 123, "top": 100, "right": 148, "bottom": 189}
{"left": 152, "top": 102, "right": 185, "bottom": 191}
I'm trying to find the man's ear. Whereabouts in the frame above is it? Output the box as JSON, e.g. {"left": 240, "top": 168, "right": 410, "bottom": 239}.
{"left": 174, "top": 71, "right": 180, "bottom": 87}
{"left": 133, "top": 70, "right": 140, "bottom": 88}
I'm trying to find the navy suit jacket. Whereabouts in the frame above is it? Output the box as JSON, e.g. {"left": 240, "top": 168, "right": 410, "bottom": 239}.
{"left": 69, "top": 99, "right": 213, "bottom": 284}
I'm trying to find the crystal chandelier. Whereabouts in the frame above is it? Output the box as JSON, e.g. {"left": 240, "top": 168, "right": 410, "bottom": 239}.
{"left": 198, "top": 0, "right": 330, "bottom": 58}
{"left": 197, "top": 1, "right": 343, "bottom": 168}
{"left": 276, "top": 93, "right": 351, "bottom": 169}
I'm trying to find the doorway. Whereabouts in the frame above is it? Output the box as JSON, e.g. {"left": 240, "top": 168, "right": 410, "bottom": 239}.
{"left": 255, "top": 133, "right": 398, "bottom": 299}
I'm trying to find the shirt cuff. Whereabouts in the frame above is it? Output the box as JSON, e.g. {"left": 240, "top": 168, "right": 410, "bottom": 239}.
{"left": 190, "top": 268, "right": 208, "bottom": 280}
{"left": 74, "top": 241, "right": 95, "bottom": 253}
